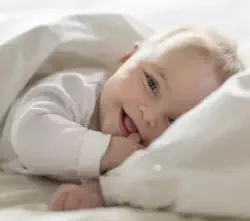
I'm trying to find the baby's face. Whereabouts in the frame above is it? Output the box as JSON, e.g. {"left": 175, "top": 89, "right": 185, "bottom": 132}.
{"left": 99, "top": 43, "right": 220, "bottom": 146}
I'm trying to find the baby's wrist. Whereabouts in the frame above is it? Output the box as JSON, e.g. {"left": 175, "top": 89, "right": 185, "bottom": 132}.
{"left": 100, "top": 137, "right": 113, "bottom": 174}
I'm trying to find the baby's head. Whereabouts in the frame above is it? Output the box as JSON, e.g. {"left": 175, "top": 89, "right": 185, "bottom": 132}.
{"left": 99, "top": 26, "right": 244, "bottom": 145}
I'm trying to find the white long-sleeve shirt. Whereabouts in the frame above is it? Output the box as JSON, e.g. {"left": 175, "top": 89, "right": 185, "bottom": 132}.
{"left": 0, "top": 69, "right": 111, "bottom": 181}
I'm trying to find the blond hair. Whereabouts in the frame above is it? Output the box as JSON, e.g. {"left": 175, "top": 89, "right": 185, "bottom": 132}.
{"left": 140, "top": 26, "right": 245, "bottom": 82}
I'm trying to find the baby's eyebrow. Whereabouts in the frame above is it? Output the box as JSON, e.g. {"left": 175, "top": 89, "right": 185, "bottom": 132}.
{"left": 152, "top": 63, "right": 169, "bottom": 88}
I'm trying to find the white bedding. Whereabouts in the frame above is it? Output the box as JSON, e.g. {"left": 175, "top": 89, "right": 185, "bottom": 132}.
{"left": 1, "top": 1, "right": 250, "bottom": 221}
{"left": 0, "top": 174, "right": 175, "bottom": 221}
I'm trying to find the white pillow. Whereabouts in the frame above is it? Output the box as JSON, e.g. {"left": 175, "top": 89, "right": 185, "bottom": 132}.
{"left": 101, "top": 69, "right": 250, "bottom": 218}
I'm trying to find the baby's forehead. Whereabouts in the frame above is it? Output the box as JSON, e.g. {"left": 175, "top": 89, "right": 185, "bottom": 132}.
{"left": 142, "top": 29, "right": 215, "bottom": 58}
{"left": 142, "top": 41, "right": 212, "bottom": 69}
{"left": 137, "top": 30, "right": 217, "bottom": 79}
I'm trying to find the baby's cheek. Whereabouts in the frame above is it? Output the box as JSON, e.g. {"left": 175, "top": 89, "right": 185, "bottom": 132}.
{"left": 123, "top": 75, "right": 142, "bottom": 98}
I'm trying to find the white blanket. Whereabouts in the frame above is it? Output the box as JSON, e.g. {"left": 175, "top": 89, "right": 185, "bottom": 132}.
{"left": 0, "top": 11, "right": 151, "bottom": 125}
{"left": 0, "top": 173, "right": 176, "bottom": 221}
{"left": 1, "top": 8, "right": 250, "bottom": 221}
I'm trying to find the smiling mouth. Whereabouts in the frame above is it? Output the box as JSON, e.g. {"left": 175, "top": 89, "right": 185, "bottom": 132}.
{"left": 119, "top": 109, "right": 129, "bottom": 137}
{"left": 119, "top": 108, "right": 138, "bottom": 137}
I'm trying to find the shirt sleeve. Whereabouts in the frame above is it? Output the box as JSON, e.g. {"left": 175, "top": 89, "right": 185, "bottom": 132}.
{"left": 10, "top": 72, "right": 111, "bottom": 180}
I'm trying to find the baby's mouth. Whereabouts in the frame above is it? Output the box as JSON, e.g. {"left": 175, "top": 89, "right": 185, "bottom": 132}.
{"left": 119, "top": 108, "right": 138, "bottom": 137}
{"left": 122, "top": 109, "right": 138, "bottom": 134}
{"left": 119, "top": 109, "right": 128, "bottom": 137}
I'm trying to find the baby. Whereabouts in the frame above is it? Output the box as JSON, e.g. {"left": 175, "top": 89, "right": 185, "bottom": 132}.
{"left": 0, "top": 26, "right": 244, "bottom": 210}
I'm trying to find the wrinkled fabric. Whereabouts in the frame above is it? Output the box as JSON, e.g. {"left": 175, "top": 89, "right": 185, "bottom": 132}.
{"left": 0, "top": 11, "right": 151, "bottom": 128}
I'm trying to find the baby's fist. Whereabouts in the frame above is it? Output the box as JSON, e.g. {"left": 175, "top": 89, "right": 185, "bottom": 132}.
{"left": 50, "top": 181, "right": 104, "bottom": 211}
{"left": 100, "top": 133, "right": 144, "bottom": 173}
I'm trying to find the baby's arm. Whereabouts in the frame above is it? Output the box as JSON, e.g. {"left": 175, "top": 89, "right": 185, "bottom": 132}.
{"left": 50, "top": 134, "right": 145, "bottom": 210}
{"left": 10, "top": 72, "right": 110, "bottom": 180}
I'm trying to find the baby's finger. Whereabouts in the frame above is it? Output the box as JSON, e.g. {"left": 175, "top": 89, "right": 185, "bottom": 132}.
{"left": 133, "top": 144, "right": 145, "bottom": 150}
{"left": 64, "top": 191, "right": 81, "bottom": 211}
{"left": 127, "top": 144, "right": 145, "bottom": 154}
{"left": 128, "top": 133, "right": 141, "bottom": 144}
{"left": 49, "top": 184, "right": 75, "bottom": 211}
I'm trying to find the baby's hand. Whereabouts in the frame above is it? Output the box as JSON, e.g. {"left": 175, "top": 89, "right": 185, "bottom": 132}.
{"left": 50, "top": 180, "right": 104, "bottom": 211}
{"left": 100, "top": 133, "right": 144, "bottom": 173}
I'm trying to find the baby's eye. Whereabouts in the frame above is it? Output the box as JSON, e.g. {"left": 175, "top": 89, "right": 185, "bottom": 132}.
{"left": 168, "top": 117, "right": 176, "bottom": 124}
{"left": 145, "top": 74, "right": 157, "bottom": 94}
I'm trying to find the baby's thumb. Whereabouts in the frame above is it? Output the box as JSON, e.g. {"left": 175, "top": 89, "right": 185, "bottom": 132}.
{"left": 128, "top": 133, "right": 141, "bottom": 144}
{"left": 133, "top": 144, "right": 145, "bottom": 151}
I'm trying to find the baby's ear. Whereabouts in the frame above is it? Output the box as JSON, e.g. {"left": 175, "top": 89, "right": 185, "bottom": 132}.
{"left": 119, "top": 42, "right": 140, "bottom": 64}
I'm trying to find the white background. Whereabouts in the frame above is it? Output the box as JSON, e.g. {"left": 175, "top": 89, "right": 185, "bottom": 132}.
{"left": 0, "top": 0, "right": 249, "bottom": 51}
